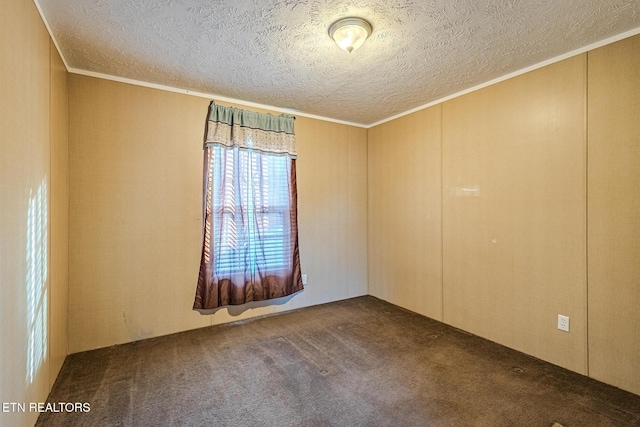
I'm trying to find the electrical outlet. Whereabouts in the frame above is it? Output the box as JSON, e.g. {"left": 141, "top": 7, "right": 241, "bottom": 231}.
{"left": 558, "top": 314, "right": 570, "bottom": 332}
{"left": 302, "top": 274, "right": 308, "bottom": 285}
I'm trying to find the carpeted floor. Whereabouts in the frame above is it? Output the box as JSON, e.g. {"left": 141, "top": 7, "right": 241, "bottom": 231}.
{"left": 37, "top": 296, "right": 640, "bottom": 426}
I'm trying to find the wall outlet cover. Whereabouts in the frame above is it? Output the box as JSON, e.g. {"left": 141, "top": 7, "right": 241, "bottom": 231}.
{"left": 558, "top": 314, "right": 570, "bottom": 332}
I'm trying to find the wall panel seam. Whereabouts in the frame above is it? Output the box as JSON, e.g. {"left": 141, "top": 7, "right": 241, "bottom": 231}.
{"left": 440, "top": 105, "right": 444, "bottom": 321}
{"left": 584, "top": 51, "right": 590, "bottom": 377}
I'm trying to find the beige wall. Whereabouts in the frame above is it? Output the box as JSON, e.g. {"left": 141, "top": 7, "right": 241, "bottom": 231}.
{"left": 369, "top": 35, "right": 640, "bottom": 395}
{"left": 0, "top": 1, "right": 68, "bottom": 426}
{"left": 442, "top": 55, "right": 588, "bottom": 374}
{"left": 67, "top": 75, "right": 368, "bottom": 353}
{"left": 296, "top": 118, "right": 369, "bottom": 304}
{"left": 587, "top": 35, "right": 640, "bottom": 396}
{"left": 368, "top": 107, "right": 443, "bottom": 320}
{"left": 67, "top": 77, "right": 210, "bottom": 353}
{"left": 369, "top": 56, "right": 588, "bottom": 375}
{"left": 49, "top": 41, "right": 69, "bottom": 388}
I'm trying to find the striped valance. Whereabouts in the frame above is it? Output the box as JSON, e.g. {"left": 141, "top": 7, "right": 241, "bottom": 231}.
{"left": 204, "top": 101, "right": 296, "bottom": 158}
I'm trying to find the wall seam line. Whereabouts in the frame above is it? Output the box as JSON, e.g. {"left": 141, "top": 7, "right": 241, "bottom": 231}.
{"left": 584, "top": 51, "right": 590, "bottom": 378}
{"left": 346, "top": 125, "right": 350, "bottom": 298}
{"left": 365, "top": 127, "right": 369, "bottom": 298}
{"left": 440, "top": 104, "right": 445, "bottom": 322}
{"left": 48, "top": 36, "right": 54, "bottom": 391}
{"left": 65, "top": 72, "right": 71, "bottom": 357}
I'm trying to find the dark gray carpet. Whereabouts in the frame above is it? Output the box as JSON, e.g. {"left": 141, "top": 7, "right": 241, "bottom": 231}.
{"left": 37, "top": 296, "right": 640, "bottom": 426}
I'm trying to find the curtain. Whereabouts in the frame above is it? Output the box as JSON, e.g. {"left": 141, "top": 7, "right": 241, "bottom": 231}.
{"left": 194, "top": 102, "right": 303, "bottom": 310}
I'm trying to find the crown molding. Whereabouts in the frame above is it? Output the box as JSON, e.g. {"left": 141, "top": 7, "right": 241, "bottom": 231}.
{"left": 33, "top": 0, "right": 640, "bottom": 129}
{"left": 368, "top": 25, "right": 640, "bottom": 128}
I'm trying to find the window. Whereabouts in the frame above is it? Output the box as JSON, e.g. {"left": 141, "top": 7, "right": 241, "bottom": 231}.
{"left": 194, "top": 102, "right": 303, "bottom": 310}
{"left": 212, "top": 146, "right": 291, "bottom": 275}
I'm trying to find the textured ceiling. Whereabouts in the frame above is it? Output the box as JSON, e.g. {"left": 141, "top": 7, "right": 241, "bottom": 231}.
{"left": 38, "top": 0, "right": 640, "bottom": 125}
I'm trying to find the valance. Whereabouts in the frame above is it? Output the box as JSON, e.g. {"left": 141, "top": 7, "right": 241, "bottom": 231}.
{"left": 204, "top": 101, "right": 296, "bottom": 158}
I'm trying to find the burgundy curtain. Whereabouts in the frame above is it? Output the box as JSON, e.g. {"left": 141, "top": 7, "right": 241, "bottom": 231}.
{"left": 194, "top": 102, "right": 303, "bottom": 310}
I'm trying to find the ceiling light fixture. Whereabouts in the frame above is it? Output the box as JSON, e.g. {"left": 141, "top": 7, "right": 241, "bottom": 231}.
{"left": 328, "top": 17, "right": 372, "bottom": 53}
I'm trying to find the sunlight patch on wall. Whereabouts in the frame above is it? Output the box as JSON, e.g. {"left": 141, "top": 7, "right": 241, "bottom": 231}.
{"left": 26, "top": 178, "right": 48, "bottom": 384}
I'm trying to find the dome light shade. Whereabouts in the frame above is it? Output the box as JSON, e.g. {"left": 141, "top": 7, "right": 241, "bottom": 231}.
{"left": 328, "top": 18, "right": 372, "bottom": 53}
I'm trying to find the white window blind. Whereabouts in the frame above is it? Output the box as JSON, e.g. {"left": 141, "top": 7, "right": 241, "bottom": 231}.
{"left": 211, "top": 145, "right": 291, "bottom": 276}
